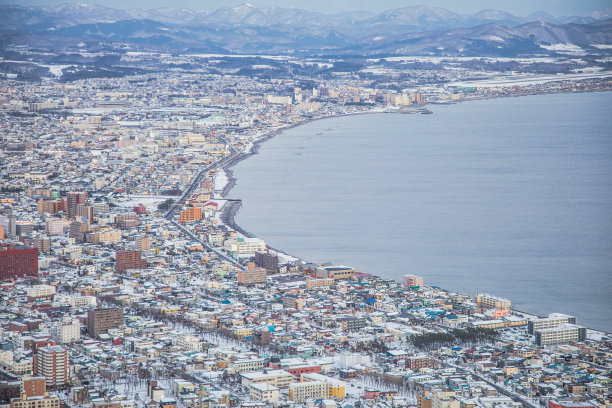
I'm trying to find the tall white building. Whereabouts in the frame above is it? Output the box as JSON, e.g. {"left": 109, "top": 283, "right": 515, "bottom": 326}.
{"left": 51, "top": 317, "right": 81, "bottom": 344}
{"left": 34, "top": 346, "right": 69, "bottom": 388}
{"left": 45, "top": 218, "right": 64, "bottom": 235}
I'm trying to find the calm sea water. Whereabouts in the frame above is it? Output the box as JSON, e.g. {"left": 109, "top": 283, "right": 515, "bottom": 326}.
{"left": 228, "top": 92, "right": 612, "bottom": 332}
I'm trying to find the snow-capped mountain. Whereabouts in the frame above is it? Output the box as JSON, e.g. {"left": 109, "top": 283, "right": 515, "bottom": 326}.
{"left": 0, "top": 2, "right": 610, "bottom": 56}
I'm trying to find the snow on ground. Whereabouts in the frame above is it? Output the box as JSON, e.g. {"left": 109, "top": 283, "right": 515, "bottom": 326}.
{"left": 114, "top": 195, "right": 174, "bottom": 209}
{"left": 571, "top": 66, "right": 604, "bottom": 73}
{"left": 45, "top": 64, "right": 70, "bottom": 77}
{"left": 213, "top": 168, "right": 229, "bottom": 191}
{"left": 0, "top": 60, "right": 70, "bottom": 77}
{"left": 186, "top": 53, "right": 295, "bottom": 61}
{"left": 539, "top": 43, "right": 586, "bottom": 55}
{"left": 366, "top": 56, "right": 561, "bottom": 64}
{"left": 449, "top": 71, "right": 612, "bottom": 88}
{"left": 587, "top": 329, "right": 611, "bottom": 341}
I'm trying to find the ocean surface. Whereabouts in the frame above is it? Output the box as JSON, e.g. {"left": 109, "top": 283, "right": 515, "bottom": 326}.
{"left": 228, "top": 92, "right": 612, "bottom": 333}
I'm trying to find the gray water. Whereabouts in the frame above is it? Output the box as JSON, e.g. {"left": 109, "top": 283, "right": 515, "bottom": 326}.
{"left": 228, "top": 92, "right": 612, "bottom": 332}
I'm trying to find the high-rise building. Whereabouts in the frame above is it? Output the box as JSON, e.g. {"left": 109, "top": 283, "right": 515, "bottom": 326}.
{"left": 237, "top": 262, "right": 267, "bottom": 286}
{"left": 134, "top": 236, "right": 151, "bottom": 251}
{"left": 33, "top": 346, "right": 69, "bottom": 388}
{"left": 45, "top": 219, "right": 64, "bottom": 236}
{"left": 66, "top": 192, "right": 87, "bottom": 219}
{"left": 87, "top": 308, "right": 124, "bottom": 336}
{"left": 8, "top": 215, "right": 16, "bottom": 237}
{"left": 35, "top": 237, "right": 51, "bottom": 253}
{"left": 69, "top": 221, "right": 89, "bottom": 243}
{"left": 15, "top": 222, "right": 33, "bottom": 237}
{"left": 37, "top": 199, "right": 66, "bottom": 215}
{"left": 75, "top": 204, "right": 94, "bottom": 223}
{"left": 179, "top": 206, "right": 203, "bottom": 223}
{"left": 255, "top": 251, "right": 279, "bottom": 274}
{"left": 0, "top": 245, "right": 38, "bottom": 280}
{"left": 115, "top": 250, "right": 147, "bottom": 273}
{"left": 51, "top": 317, "right": 81, "bottom": 344}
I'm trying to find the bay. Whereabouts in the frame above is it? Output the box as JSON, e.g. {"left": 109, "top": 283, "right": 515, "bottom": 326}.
{"left": 228, "top": 92, "right": 612, "bottom": 332}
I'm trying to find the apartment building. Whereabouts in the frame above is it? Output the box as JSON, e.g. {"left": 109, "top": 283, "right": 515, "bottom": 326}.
{"left": 231, "top": 358, "right": 265, "bottom": 373}
{"left": 528, "top": 313, "right": 577, "bottom": 334}
{"left": 33, "top": 346, "right": 69, "bottom": 388}
{"left": 88, "top": 308, "right": 124, "bottom": 336}
{"left": 404, "top": 274, "right": 424, "bottom": 289}
{"left": 475, "top": 294, "right": 511, "bottom": 311}
{"left": 240, "top": 370, "right": 293, "bottom": 389}
{"left": 535, "top": 324, "right": 587, "bottom": 346}
{"left": 288, "top": 381, "right": 327, "bottom": 403}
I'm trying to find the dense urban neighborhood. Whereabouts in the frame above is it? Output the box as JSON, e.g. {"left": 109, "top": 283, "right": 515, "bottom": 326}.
{"left": 1, "top": 4, "right": 612, "bottom": 408}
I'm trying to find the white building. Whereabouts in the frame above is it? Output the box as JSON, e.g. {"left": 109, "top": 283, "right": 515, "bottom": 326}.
{"left": 45, "top": 218, "right": 64, "bottom": 235}
{"left": 223, "top": 237, "right": 266, "bottom": 255}
{"left": 535, "top": 324, "right": 586, "bottom": 346}
{"left": 176, "top": 335, "right": 203, "bottom": 352}
{"left": 289, "top": 381, "right": 327, "bottom": 403}
{"left": 26, "top": 284, "right": 56, "bottom": 299}
{"left": 248, "top": 383, "right": 279, "bottom": 403}
{"left": 51, "top": 317, "right": 81, "bottom": 344}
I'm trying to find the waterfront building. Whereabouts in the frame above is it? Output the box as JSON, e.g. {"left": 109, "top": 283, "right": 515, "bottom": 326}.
{"left": 528, "top": 313, "right": 577, "bottom": 334}
{"left": 314, "top": 265, "right": 356, "bottom": 280}
{"left": 404, "top": 274, "right": 424, "bottom": 289}
{"left": 475, "top": 294, "right": 511, "bottom": 311}
{"left": 254, "top": 251, "right": 279, "bottom": 274}
{"left": 534, "top": 324, "right": 586, "bottom": 346}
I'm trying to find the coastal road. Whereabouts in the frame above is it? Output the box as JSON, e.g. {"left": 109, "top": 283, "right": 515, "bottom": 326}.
{"left": 163, "top": 150, "right": 240, "bottom": 220}
{"left": 170, "top": 219, "right": 245, "bottom": 270}
{"left": 156, "top": 141, "right": 246, "bottom": 269}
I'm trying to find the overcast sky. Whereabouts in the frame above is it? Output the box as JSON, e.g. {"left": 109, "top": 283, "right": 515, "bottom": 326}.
{"left": 3, "top": 0, "right": 611, "bottom": 16}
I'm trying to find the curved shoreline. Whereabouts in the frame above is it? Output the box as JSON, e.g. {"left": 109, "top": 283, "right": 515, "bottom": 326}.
{"left": 218, "top": 109, "right": 381, "bottom": 246}
{"left": 214, "top": 90, "right": 612, "bottom": 334}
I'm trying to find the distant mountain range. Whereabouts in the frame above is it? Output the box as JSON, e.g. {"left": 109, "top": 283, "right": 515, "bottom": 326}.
{"left": 1, "top": 3, "right": 611, "bottom": 56}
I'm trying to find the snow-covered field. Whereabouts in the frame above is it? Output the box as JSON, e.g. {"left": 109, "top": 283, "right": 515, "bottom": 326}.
{"left": 366, "top": 56, "right": 561, "bottom": 64}
{"left": 213, "top": 169, "right": 229, "bottom": 192}
{"left": 539, "top": 43, "right": 586, "bottom": 55}
{"left": 449, "top": 71, "right": 612, "bottom": 88}
{"left": 114, "top": 196, "right": 174, "bottom": 209}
